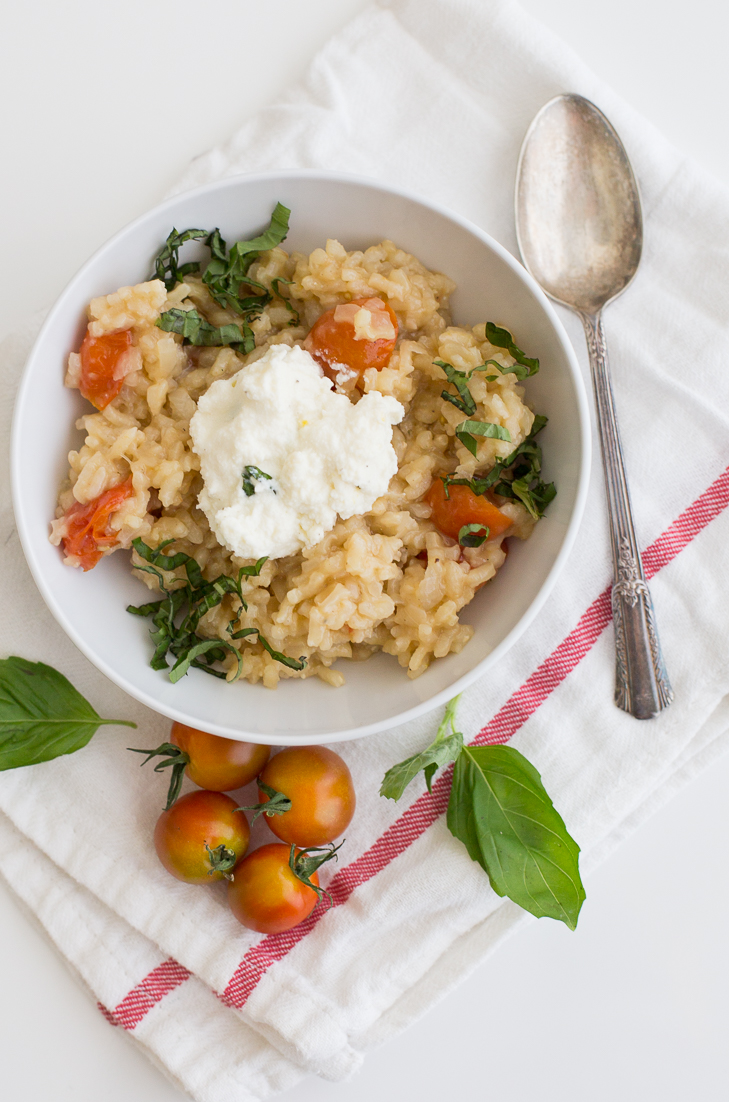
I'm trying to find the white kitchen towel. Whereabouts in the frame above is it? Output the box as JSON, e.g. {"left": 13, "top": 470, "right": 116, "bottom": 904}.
{"left": 2, "top": 1, "right": 729, "bottom": 1100}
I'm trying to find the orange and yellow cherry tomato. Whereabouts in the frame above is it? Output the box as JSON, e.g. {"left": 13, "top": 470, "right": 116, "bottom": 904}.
{"left": 303, "top": 296, "right": 398, "bottom": 381}
{"left": 424, "top": 478, "right": 512, "bottom": 543}
{"left": 153, "top": 790, "right": 249, "bottom": 885}
{"left": 227, "top": 843, "right": 320, "bottom": 933}
{"left": 258, "top": 746, "right": 355, "bottom": 847}
{"left": 61, "top": 477, "right": 134, "bottom": 571}
{"left": 79, "top": 327, "right": 134, "bottom": 410}
{"left": 170, "top": 723, "right": 270, "bottom": 792}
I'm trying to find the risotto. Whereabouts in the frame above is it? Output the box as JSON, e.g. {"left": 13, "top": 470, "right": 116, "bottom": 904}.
{"left": 51, "top": 207, "right": 555, "bottom": 689}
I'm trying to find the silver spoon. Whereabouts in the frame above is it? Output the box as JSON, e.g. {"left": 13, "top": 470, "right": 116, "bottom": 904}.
{"left": 515, "top": 93, "right": 672, "bottom": 719}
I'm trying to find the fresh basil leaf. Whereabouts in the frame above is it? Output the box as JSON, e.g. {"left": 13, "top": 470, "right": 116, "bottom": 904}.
{"left": 456, "top": 419, "right": 512, "bottom": 458}
{"left": 242, "top": 465, "right": 273, "bottom": 497}
{"left": 447, "top": 744, "right": 585, "bottom": 929}
{"left": 380, "top": 696, "right": 463, "bottom": 800}
{"left": 153, "top": 228, "right": 207, "bottom": 291}
{"left": 156, "top": 307, "right": 253, "bottom": 354}
{"left": 485, "top": 322, "right": 540, "bottom": 376}
{"left": 0, "top": 657, "right": 135, "bottom": 771}
{"left": 458, "top": 523, "right": 489, "bottom": 548}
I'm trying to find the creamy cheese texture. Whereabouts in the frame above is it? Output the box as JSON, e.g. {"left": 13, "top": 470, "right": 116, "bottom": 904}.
{"left": 189, "top": 344, "right": 404, "bottom": 560}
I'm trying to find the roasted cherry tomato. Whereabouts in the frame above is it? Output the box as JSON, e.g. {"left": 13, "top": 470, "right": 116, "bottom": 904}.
{"left": 171, "top": 723, "right": 270, "bottom": 792}
{"left": 227, "top": 843, "right": 323, "bottom": 933}
{"left": 424, "top": 478, "right": 512, "bottom": 543}
{"left": 153, "top": 790, "right": 249, "bottom": 885}
{"left": 61, "top": 478, "right": 134, "bottom": 570}
{"left": 79, "top": 327, "right": 133, "bottom": 410}
{"left": 257, "top": 746, "right": 355, "bottom": 847}
{"left": 303, "top": 296, "right": 398, "bottom": 381}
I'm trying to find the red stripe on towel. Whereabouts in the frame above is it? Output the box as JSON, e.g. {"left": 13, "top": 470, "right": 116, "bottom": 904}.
{"left": 97, "top": 959, "right": 191, "bottom": 1030}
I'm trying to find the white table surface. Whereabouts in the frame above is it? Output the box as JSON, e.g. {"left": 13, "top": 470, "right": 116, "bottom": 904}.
{"left": 2, "top": 1, "right": 728, "bottom": 1099}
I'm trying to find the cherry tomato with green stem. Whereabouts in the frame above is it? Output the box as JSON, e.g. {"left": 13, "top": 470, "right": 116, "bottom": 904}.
{"left": 153, "top": 790, "right": 250, "bottom": 884}
{"left": 250, "top": 746, "right": 355, "bottom": 847}
{"left": 227, "top": 842, "right": 341, "bottom": 934}
{"left": 129, "top": 723, "right": 271, "bottom": 809}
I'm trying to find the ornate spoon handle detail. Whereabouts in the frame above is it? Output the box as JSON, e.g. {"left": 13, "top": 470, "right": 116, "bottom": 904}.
{"left": 581, "top": 312, "right": 673, "bottom": 719}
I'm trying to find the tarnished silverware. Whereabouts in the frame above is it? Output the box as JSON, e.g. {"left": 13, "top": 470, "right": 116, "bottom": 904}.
{"left": 515, "top": 93, "right": 672, "bottom": 719}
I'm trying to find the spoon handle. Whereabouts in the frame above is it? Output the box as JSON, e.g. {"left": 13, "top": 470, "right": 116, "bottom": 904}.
{"left": 581, "top": 312, "right": 673, "bottom": 719}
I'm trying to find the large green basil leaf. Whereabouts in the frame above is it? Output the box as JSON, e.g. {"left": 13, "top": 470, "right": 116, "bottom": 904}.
{"left": 0, "top": 657, "right": 135, "bottom": 770}
{"left": 447, "top": 744, "right": 585, "bottom": 929}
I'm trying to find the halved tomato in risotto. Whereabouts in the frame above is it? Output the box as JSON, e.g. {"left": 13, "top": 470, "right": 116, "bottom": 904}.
{"left": 425, "top": 478, "right": 512, "bottom": 543}
{"left": 303, "top": 296, "right": 398, "bottom": 381}
{"left": 60, "top": 478, "right": 134, "bottom": 570}
{"left": 79, "top": 328, "right": 134, "bottom": 410}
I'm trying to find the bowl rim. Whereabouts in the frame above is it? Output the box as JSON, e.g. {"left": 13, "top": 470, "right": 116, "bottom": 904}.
{"left": 11, "top": 168, "right": 591, "bottom": 743}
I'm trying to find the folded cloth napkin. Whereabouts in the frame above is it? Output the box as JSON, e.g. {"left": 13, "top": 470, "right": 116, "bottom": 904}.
{"left": 3, "top": 0, "right": 729, "bottom": 1098}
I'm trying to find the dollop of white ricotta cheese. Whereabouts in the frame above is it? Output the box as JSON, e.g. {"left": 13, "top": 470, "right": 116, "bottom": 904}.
{"left": 189, "top": 343, "right": 404, "bottom": 560}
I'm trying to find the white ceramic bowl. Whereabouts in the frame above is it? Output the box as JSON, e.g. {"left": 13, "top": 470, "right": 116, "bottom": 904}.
{"left": 12, "top": 171, "right": 590, "bottom": 744}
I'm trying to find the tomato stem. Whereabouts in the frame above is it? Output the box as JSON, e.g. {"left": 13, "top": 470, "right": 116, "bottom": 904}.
{"left": 128, "top": 741, "right": 190, "bottom": 809}
{"left": 236, "top": 781, "right": 292, "bottom": 823}
{"left": 289, "top": 841, "right": 344, "bottom": 907}
{"left": 204, "top": 843, "right": 238, "bottom": 881}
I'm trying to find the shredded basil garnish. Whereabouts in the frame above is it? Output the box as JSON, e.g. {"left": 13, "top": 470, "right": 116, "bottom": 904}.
{"left": 156, "top": 308, "right": 254, "bottom": 354}
{"left": 242, "top": 465, "right": 273, "bottom": 497}
{"left": 436, "top": 329, "right": 539, "bottom": 426}
{"left": 455, "top": 419, "right": 512, "bottom": 458}
{"left": 435, "top": 348, "right": 537, "bottom": 426}
{"left": 152, "top": 203, "right": 291, "bottom": 354}
{"left": 202, "top": 202, "right": 290, "bottom": 314}
{"left": 153, "top": 228, "right": 207, "bottom": 291}
{"left": 436, "top": 361, "right": 477, "bottom": 416}
{"left": 226, "top": 626, "right": 306, "bottom": 671}
{"left": 485, "top": 322, "right": 540, "bottom": 378}
{"left": 126, "top": 539, "right": 294, "bottom": 682}
{"left": 458, "top": 523, "right": 489, "bottom": 548}
{"left": 441, "top": 413, "right": 556, "bottom": 519}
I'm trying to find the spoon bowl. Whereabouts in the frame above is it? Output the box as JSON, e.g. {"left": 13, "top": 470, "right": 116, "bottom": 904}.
{"left": 515, "top": 94, "right": 642, "bottom": 313}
